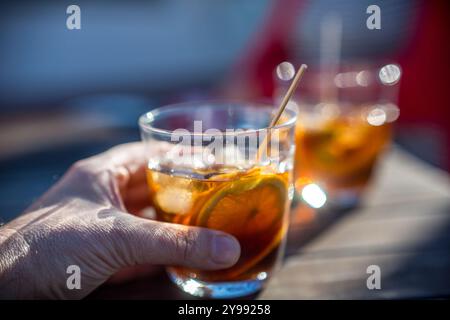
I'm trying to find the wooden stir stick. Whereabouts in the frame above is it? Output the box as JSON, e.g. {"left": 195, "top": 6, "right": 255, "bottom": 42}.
{"left": 257, "top": 63, "right": 308, "bottom": 161}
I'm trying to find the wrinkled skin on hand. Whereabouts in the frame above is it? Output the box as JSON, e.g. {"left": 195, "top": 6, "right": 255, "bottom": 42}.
{"left": 0, "top": 143, "right": 240, "bottom": 299}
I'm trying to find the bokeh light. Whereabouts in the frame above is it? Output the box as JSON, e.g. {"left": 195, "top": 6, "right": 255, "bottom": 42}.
{"left": 379, "top": 64, "right": 401, "bottom": 85}
{"left": 276, "top": 61, "right": 295, "bottom": 81}
{"left": 301, "top": 183, "right": 327, "bottom": 209}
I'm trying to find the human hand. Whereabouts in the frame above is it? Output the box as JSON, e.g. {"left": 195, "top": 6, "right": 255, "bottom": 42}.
{"left": 0, "top": 143, "right": 240, "bottom": 299}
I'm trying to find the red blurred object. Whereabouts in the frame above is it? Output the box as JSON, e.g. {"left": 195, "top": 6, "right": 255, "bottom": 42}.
{"left": 396, "top": 0, "right": 450, "bottom": 170}
{"left": 228, "top": 0, "right": 305, "bottom": 98}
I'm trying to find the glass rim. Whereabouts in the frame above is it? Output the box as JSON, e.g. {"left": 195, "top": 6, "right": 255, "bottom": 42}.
{"left": 138, "top": 100, "right": 298, "bottom": 137}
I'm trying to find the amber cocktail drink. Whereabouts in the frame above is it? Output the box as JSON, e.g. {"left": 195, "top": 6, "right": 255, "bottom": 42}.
{"left": 139, "top": 102, "right": 297, "bottom": 298}
{"left": 279, "top": 64, "right": 401, "bottom": 208}
{"left": 294, "top": 105, "right": 392, "bottom": 199}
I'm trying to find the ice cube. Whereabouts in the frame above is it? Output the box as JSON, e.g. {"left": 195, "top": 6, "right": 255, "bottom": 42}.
{"left": 155, "top": 185, "right": 193, "bottom": 215}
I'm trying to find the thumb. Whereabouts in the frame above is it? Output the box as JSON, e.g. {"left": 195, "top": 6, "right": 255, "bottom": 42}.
{"left": 103, "top": 210, "right": 241, "bottom": 270}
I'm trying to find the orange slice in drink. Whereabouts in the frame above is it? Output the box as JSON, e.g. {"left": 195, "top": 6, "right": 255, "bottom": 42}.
{"left": 197, "top": 174, "right": 288, "bottom": 278}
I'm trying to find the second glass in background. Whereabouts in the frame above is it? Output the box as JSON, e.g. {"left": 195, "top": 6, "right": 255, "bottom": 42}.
{"left": 275, "top": 63, "right": 401, "bottom": 209}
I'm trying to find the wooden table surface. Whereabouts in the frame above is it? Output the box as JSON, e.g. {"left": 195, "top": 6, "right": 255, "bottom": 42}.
{"left": 90, "top": 146, "right": 450, "bottom": 299}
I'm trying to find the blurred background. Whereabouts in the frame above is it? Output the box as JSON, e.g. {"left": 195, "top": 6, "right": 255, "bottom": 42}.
{"left": 0, "top": 0, "right": 449, "bottom": 222}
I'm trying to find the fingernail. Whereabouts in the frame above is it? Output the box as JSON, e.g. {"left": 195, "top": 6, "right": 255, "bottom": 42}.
{"left": 211, "top": 234, "right": 240, "bottom": 265}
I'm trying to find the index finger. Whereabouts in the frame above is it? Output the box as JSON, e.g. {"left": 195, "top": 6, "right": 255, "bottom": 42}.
{"left": 81, "top": 142, "right": 147, "bottom": 189}
{"left": 105, "top": 142, "right": 147, "bottom": 188}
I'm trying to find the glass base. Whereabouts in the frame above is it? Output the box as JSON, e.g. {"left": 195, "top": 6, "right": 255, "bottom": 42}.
{"left": 167, "top": 269, "right": 266, "bottom": 299}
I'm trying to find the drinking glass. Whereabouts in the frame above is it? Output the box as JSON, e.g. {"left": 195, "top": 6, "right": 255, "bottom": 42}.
{"left": 139, "top": 101, "right": 297, "bottom": 298}
{"left": 276, "top": 63, "right": 401, "bottom": 209}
